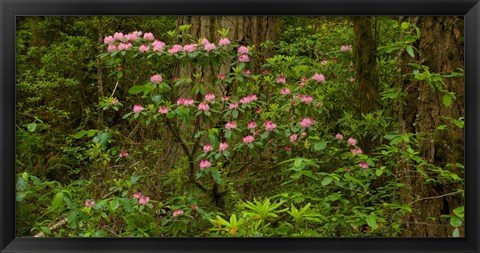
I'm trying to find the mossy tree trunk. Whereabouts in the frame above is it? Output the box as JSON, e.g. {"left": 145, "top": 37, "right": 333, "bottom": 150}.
{"left": 397, "top": 16, "right": 464, "bottom": 237}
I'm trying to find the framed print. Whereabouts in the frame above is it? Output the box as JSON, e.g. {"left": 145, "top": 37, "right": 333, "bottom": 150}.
{"left": 1, "top": 0, "right": 479, "bottom": 252}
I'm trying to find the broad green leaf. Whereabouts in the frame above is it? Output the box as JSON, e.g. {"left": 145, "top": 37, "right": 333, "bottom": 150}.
{"left": 128, "top": 85, "right": 154, "bottom": 95}
{"left": 120, "top": 198, "right": 134, "bottom": 213}
{"left": 443, "top": 94, "right": 452, "bottom": 107}
{"left": 110, "top": 198, "right": 120, "bottom": 210}
{"left": 401, "top": 22, "right": 410, "bottom": 29}
{"left": 51, "top": 192, "right": 65, "bottom": 212}
{"left": 27, "top": 123, "right": 37, "bottom": 132}
{"left": 68, "top": 211, "right": 78, "bottom": 229}
{"left": 366, "top": 214, "right": 378, "bottom": 229}
{"left": 452, "top": 228, "right": 460, "bottom": 237}
{"left": 450, "top": 216, "right": 462, "bottom": 228}
{"left": 321, "top": 177, "right": 333, "bottom": 186}
{"left": 73, "top": 130, "right": 88, "bottom": 139}
{"left": 390, "top": 137, "right": 403, "bottom": 146}
{"left": 210, "top": 169, "right": 224, "bottom": 186}
{"left": 314, "top": 141, "right": 327, "bottom": 151}
{"left": 406, "top": 45, "right": 414, "bottom": 58}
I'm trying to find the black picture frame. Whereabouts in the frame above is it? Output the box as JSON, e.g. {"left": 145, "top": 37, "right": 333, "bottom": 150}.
{"left": 1, "top": 0, "right": 479, "bottom": 252}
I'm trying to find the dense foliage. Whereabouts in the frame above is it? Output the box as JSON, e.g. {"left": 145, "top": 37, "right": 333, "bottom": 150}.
{"left": 16, "top": 16, "right": 464, "bottom": 237}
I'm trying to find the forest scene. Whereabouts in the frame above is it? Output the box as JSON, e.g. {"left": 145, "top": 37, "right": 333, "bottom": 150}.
{"left": 15, "top": 16, "right": 465, "bottom": 238}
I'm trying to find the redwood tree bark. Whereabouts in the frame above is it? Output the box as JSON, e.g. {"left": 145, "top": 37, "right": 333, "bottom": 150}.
{"left": 397, "top": 16, "right": 464, "bottom": 237}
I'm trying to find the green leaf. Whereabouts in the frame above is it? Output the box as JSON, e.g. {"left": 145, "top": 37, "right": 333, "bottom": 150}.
{"left": 73, "top": 130, "right": 88, "bottom": 139}
{"left": 453, "top": 206, "right": 464, "bottom": 217}
{"left": 51, "top": 192, "right": 65, "bottom": 212}
{"left": 110, "top": 198, "right": 120, "bottom": 210}
{"left": 232, "top": 110, "right": 239, "bottom": 119}
{"left": 67, "top": 211, "right": 78, "bottom": 229}
{"left": 314, "top": 141, "right": 327, "bottom": 151}
{"left": 366, "top": 214, "right": 378, "bottom": 229}
{"left": 452, "top": 228, "right": 460, "bottom": 237}
{"left": 375, "top": 168, "right": 384, "bottom": 177}
{"left": 321, "top": 177, "right": 333, "bottom": 186}
{"left": 450, "top": 216, "right": 462, "bottom": 228}
{"left": 390, "top": 137, "right": 403, "bottom": 146}
{"left": 27, "top": 123, "right": 37, "bottom": 132}
{"left": 97, "top": 132, "right": 110, "bottom": 148}
{"left": 401, "top": 22, "right": 410, "bottom": 29}
{"left": 128, "top": 85, "right": 154, "bottom": 95}
{"left": 120, "top": 198, "right": 134, "bottom": 213}
{"left": 210, "top": 168, "right": 224, "bottom": 186}
{"left": 443, "top": 94, "right": 452, "bottom": 107}
{"left": 406, "top": 45, "right": 415, "bottom": 58}
{"left": 294, "top": 159, "right": 302, "bottom": 168}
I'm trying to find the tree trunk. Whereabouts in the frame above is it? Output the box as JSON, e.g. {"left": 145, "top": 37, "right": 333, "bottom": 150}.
{"left": 398, "top": 16, "right": 464, "bottom": 237}
{"left": 96, "top": 16, "right": 105, "bottom": 129}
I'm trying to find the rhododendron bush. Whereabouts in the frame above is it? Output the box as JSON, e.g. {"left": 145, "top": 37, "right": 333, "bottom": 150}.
{"left": 16, "top": 17, "right": 464, "bottom": 238}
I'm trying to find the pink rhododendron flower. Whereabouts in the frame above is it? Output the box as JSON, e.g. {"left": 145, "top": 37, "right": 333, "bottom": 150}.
{"left": 280, "top": 88, "right": 291, "bottom": 95}
{"left": 335, "top": 133, "right": 344, "bottom": 140}
{"left": 248, "top": 94, "right": 258, "bottom": 101}
{"left": 184, "top": 99, "right": 195, "bottom": 107}
{"left": 104, "top": 36, "right": 114, "bottom": 44}
{"left": 204, "top": 94, "right": 216, "bottom": 102}
{"left": 284, "top": 146, "right": 291, "bottom": 151}
{"left": 150, "top": 74, "right": 163, "bottom": 83}
{"left": 132, "top": 192, "right": 142, "bottom": 199}
{"left": 158, "top": 106, "right": 168, "bottom": 114}
{"left": 118, "top": 42, "right": 132, "bottom": 51}
{"left": 107, "top": 44, "right": 117, "bottom": 52}
{"left": 348, "top": 138, "right": 357, "bottom": 146}
{"left": 139, "top": 44, "right": 150, "bottom": 52}
{"left": 264, "top": 121, "right": 277, "bottom": 131}
{"left": 248, "top": 121, "right": 257, "bottom": 129}
{"left": 119, "top": 150, "right": 129, "bottom": 157}
{"left": 191, "top": 205, "right": 198, "bottom": 210}
{"left": 168, "top": 44, "right": 183, "bottom": 54}
{"left": 203, "top": 144, "right": 213, "bottom": 153}
{"left": 198, "top": 103, "right": 210, "bottom": 111}
{"left": 276, "top": 77, "right": 286, "bottom": 84}
{"left": 262, "top": 69, "right": 270, "bottom": 75}
{"left": 243, "top": 69, "right": 251, "bottom": 75}
{"left": 238, "top": 46, "right": 248, "bottom": 54}
{"left": 204, "top": 43, "right": 216, "bottom": 51}
{"left": 199, "top": 160, "right": 211, "bottom": 169}
{"left": 133, "top": 104, "right": 144, "bottom": 113}
{"left": 349, "top": 77, "right": 355, "bottom": 82}
{"left": 302, "top": 96, "right": 313, "bottom": 104}
{"left": 321, "top": 60, "right": 328, "bottom": 65}
{"left": 143, "top": 32, "right": 154, "bottom": 41}
{"left": 85, "top": 200, "right": 95, "bottom": 207}
{"left": 229, "top": 103, "right": 239, "bottom": 110}
{"left": 340, "top": 45, "right": 352, "bottom": 51}
{"left": 225, "top": 121, "right": 237, "bottom": 130}
{"left": 351, "top": 147, "right": 363, "bottom": 156}
{"left": 222, "top": 96, "right": 230, "bottom": 101}
{"left": 239, "top": 54, "right": 249, "bottom": 62}
{"left": 312, "top": 73, "right": 325, "bottom": 82}
{"left": 152, "top": 40, "right": 166, "bottom": 52}
{"left": 177, "top": 98, "right": 185, "bottom": 105}
{"left": 219, "top": 38, "right": 231, "bottom": 46}
{"left": 112, "top": 98, "right": 119, "bottom": 104}
{"left": 300, "top": 118, "right": 314, "bottom": 128}
{"left": 113, "top": 32, "right": 124, "bottom": 41}
{"left": 256, "top": 108, "right": 262, "bottom": 113}
{"left": 219, "top": 142, "right": 228, "bottom": 151}
{"left": 243, "top": 135, "right": 254, "bottom": 144}
{"left": 173, "top": 209, "right": 184, "bottom": 217}
{"left": 139, "top": 196, "right": 150, "bottom": 205}
{"left": 201, "top": 38, "right": 210, "bottom": 46}
{"left": 183, "top": 43, "right": 198, "bottom": 53}
{"left": 218, "top": 74, "right": 225, "bottom": 80}
{"left": 301, "top": 132, "right": 307, "bottom": 137}
{"left": 359, "top": 162, "right": 369, "bottom": 169}
{"left": 240, "top": 97, "right": 251, "bottom": 104}
{"left": 290, "top": 134, "right": 298, "bottom": 143}
{"left": 125, "top": 33, "right": 139, "bottom": 41}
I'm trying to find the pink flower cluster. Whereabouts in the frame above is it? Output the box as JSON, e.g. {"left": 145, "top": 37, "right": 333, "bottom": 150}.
{"left": 348, "top": 138, "right": 357, "bottom": 146}
{"left": 152, "top": 40, "right": 166, "bottom": 52}
{"left": 118, "top": 42, "right": 133, "bottom": 51}
{"left": 219, "top": 142, "right": 228, "bottom": 151}
{"left": 240, "top": 94, "right": 258, "bottom": 104}
{"left": 158, "top": 106, "right": 168, "bottom": 114}
{"left": 198, "top": 103, "right": 210, "bottom": 111}
{"left": 133, "top": 104, "right": 144, "bottom": 114}
{"left": 219, "top": 38, "right": 231, "bottom": 46}
{"left": 132, "top": 192, "right": 150, "bottom": 205}
{"left": 276, "top": 77, "right": 286, "bottom": 84}
{"left": 168, "top": 44, "right": 183, "bottom": 54}
{"left": 119, "top": 150, "right": 129, "bottom": 157}
{"left": 359, "top": 162, "right": 369, "bottom": 169}
{"left": 300, "top": 118, "right": 314, "bottom": 128}
{"left": 243, "top": 135, "right": 254, "bottom": 144}
{"left": 200, "top": 160, "right": 211, "bottom": 169}
{"left": 139, "top": 44, "right": 150, "bottom": 53}
{"left": 340, "top": 45, "right": 353, "bottom": 51}
{"left": 85, "top": 200, "right": 95, "bottom": 207}
{"left": 150, "top": 74, "right": 163, "bottom": 83}
{"left": 335, "top": 133, "right": 344, "bottom": 140}
{"left": 203, "top": 144, "right": 213, "bottom": 153}
{"left": 204, "top": 94, "right": 216, "bottom": 102}
{"left": 225, "top": 121, "right": 237, "bottom": 130}
{"left": 312, "top": 73, "right": 325, "bottom": 82}
{"left": 299, "top": 77, "right": 308, "bottom": 87}
{"left": 143, "top": 32, "right": 154, "bottom": 41}
{"left": 248, "top": 121, "right": 257, "bottom": 129}
{"left": 229, "top": 103, "right": 239, "bottom": 110}
{"left": 264, "top": 121, "right": 277, "bottom": 131}
{"left": 280, "top": 88, "right": 291, "bottom": 95}
{"left": 173, "top": 209, "right": 184, "bottom": 217}
{"left": 177, "top": 98, "right": 195, "bottom": 106}
{"left": 183, "top": 43, "right": 198, "bottom": 53}
{"left": 351, "top": 147, "right": 363, "bottom": 156}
